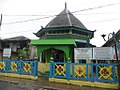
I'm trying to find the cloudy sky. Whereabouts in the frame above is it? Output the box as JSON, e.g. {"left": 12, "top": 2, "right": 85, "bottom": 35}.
{"left": 0, "top": 0, "right": 120, "bottom": 47}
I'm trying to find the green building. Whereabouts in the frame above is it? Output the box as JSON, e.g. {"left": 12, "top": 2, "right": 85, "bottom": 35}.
{"left": 30, "top": 5, "right": 95, "bottom": 63}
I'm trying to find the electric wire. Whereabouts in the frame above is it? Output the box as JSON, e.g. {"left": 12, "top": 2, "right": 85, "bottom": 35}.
{"left": 2, "top": 29, "right": 37, "bottom": 35}
{"left": 2, "top": 3, "right": 120, "bottom": 25}
{"left": 1, "top": 3, "right": 120, "bottom": 36}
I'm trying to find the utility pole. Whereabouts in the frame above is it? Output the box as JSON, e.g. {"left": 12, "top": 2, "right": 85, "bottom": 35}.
{"left": 113, "top": 32, "right": 120, "bottom": 88}
{"left": 0, "top": 14, "right": 2, "bottom": 39}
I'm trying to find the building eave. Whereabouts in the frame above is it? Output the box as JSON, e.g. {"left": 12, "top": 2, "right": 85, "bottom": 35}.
{"left": 30, "top": 39, "right": 76, "bottom": 46}
{"left": 35, "top": 26, "right": 94, "bottom": 38}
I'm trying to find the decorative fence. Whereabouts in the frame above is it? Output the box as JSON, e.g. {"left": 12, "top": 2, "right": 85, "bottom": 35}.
{"left": 0, "top": 60, "right": 38, "bottom": 80}
{"left": 50, "top": 62, "right": 118, "bottom": 83}
{"left": 38, "top": 62, "right": 50, "bottom": 76}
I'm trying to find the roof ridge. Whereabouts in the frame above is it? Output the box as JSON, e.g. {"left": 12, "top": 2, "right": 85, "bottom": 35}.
{"left": 64, "top": 2, "right": 72, "bottom": 26}
{"left": 66, "top": 9, "right": 72, "bottom": 26}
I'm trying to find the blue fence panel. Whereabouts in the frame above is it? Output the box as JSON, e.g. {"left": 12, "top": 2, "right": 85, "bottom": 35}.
{"left": 70, "top": 63, "right": 89, "bottom": 81}
{"left": 50, "top": 62, "right": 68, "bottom": 79}
{"left": 0, "top": 60, "right": 38, "bottom": 76}
{"left": 0, "top": 60, "right": 7, "bottom": 72}
{"left": 94, "top": 64, "right": 117, "bottom": 83}
{"left": 20, "top": 60, "right": 38, "bottom": 76}
{"left": 49, "top": 62, "right": 118, "bottom": 84}
{"left": 7, "top": 60, "right": 21, "bottom": 74}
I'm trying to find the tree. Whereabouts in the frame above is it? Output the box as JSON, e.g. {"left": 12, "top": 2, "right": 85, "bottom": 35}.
{"left": 17, "top": 47, "right": 30, "bottom": 60}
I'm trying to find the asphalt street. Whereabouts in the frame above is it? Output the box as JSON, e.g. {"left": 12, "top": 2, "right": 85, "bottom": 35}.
{"left": 0, "top": 80, "right": 39, "bottom": 90}
{"left": 0, "top": 76, "right": 116, "bottom": 90}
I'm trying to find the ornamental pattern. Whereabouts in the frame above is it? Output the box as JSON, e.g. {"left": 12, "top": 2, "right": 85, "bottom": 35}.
{"left": 11, "top": 62, "right": 17, "bottom": 71}
{"left": 23, "top": 63, "right": 31, "bottom": 73}
{"left": 55, "top": 64, "right": 66, "bottom": 76}
{"left": 98, "top": 66, "right": 112, "bottom": 80}
{"left": 74, "top": 65, "right": 86, "bottom": 78}
{"left": 0, "top": 62, "right": 6, "bottom": 70}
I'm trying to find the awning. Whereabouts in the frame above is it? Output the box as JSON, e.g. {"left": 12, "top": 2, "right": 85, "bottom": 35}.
{"left": 30, "top": 39, "right": 76, "bottom": 46}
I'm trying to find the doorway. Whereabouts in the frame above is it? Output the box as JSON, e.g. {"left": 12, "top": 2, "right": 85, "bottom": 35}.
{"left": 52, "top": 49, "right": 65, "bottom": 62}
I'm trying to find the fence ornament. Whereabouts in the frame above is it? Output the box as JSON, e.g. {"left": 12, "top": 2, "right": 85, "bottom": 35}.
{"left": 55, "top": 64, "right": 66, "bottom": 76}
{"left": 23, "top": 63, "right": 31, "bottom": 73}
{"left": 0, "top": 62, "right": 5, "bottom": 70}
{"left": 98, "top": 66, "right": 112, "bottom": 80}
{"left": 74, "top": 65, "right": 86, "bottom": 78}
{"left": 11, "top": 62, "right": 17, "bottom": 71}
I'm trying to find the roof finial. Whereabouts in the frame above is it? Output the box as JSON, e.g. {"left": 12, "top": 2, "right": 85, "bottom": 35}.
{"left": 65, "top": 2, "right": 67, "bottom": 9}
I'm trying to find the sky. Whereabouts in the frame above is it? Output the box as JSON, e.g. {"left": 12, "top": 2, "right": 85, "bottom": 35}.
{"left": 0, "top": 0, "right": 120, "bottom": 47}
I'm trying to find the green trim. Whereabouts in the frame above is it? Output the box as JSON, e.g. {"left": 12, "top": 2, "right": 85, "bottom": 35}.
{"left": 40, "top": 34, "right": 89, "bottom": 42}
{"left": 30, "top": 39, "right": 76, "bottom": 46}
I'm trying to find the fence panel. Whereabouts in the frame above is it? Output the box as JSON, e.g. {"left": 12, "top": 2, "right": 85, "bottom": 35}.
{"left": 50, "top": 62, "right": 68, "bottom": 79}
{"left": 0, "top": 60, "right": 7, "bottom": 72}
{"left": 0, "top": 60, "right": 38, "bottom": 76}
{"left": 21, "top": 60, "right": 38, "bottom": 76}
{"left": 38, "top": 62, "right": 50, "bottom": 76}
{"left": 50, "top": 62, "right": 118, "bottom": 83}
{"left": 70, "top": 63, "right": 89, "bottom": 80}
{"left": 7, "top": 60, "right": 21, "bottom": 74}
{"left": 95, "top": 64, "right": 117, "bottom": 83}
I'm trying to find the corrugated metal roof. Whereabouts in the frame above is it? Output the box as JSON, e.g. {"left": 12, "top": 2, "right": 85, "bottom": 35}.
{"left": 4, "top": 36, "right": 30, "bottom": 41}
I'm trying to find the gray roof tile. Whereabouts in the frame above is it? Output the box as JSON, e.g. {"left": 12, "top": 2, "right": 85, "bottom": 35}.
{"left": 45, "top": 8, "right": 87, "bottom": 29}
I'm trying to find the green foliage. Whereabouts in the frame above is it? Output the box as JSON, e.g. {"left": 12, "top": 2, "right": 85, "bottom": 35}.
{"left": 17, "top": 47, "right": 30, "bottom": 60}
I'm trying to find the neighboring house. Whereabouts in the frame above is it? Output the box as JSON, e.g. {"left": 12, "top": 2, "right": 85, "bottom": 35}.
{"left": 0, "top": 36, "right": 31, "bottom": 59}
{"left": 30, "top": 5, "right": 95, "bottom": 63}
{"left": 102, "top": 30, "right": 120, "bottom": 47}
{"left": 102, "top": 30, "right": 120, "bottom": 59}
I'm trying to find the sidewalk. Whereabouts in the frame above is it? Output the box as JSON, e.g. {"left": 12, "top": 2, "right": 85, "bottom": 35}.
{"left": 0, "top": 76, "right": 116, "bottom": 90}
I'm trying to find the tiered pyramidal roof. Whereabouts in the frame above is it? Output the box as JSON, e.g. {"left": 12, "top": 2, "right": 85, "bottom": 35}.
{"left": 35, "top": 3, "right": 94, "bottom": 40}
{"left": 45, "top": 5, "right": 87, "bottom": 29}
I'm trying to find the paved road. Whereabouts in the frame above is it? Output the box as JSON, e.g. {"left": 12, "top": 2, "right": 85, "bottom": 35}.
{"left": 0, "top": 81, "right": 29, "bottom": 90}
{"left": 0, "top": 76, "right": 116, "bottom": 90}
{"left": 0, "top": 80, "right": 66, "bottom": 90}
{"left": 0, "top": 80, "right": 40, "bottom": 90}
